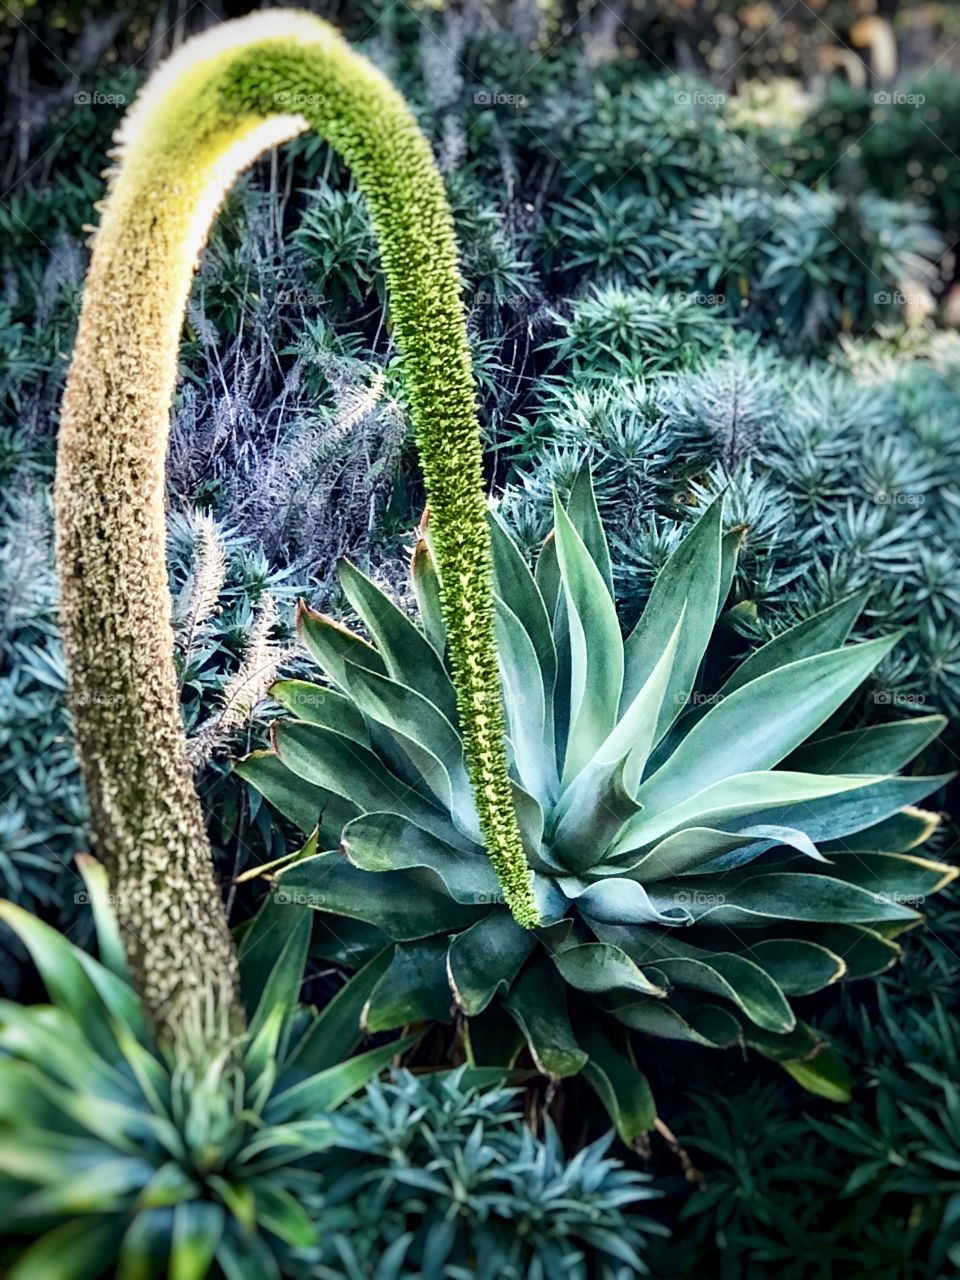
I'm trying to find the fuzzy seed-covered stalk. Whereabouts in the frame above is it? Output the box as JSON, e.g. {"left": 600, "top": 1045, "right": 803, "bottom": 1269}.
{"left": 57, "top": 10, "right": 537, "bottom": 1037}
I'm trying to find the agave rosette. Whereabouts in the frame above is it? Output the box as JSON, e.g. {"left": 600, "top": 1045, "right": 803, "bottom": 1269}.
{"left": 0, "top": 860, "right": 420, "bottom": 1278}
{"left": 239, "top": 472, "right": 954, "bottom": 1140}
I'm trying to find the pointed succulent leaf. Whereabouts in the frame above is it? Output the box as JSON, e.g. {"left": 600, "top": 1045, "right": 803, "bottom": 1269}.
{"left": 785, "top": 714, "right": 946, "bottom": 775}
{"left": 566, "top": 464, "right": 614, "bottom": 597}
{"left": 272, "top": 722, "right": 471, "bottom": 849}
{"left": 649, "top": 590, "right": 871, "bottom": 764}
{"left": 341, "top": 812, "right": 499, "bottom": 905}
{"left": 621, "top": 498, "right": 723, "bottom": 737}
{"left": 723, "top": 590, "right": 869, "bottom": 695}
{"left": 410, "top": 535, "right": 446, "bottom": 655}
{"left": 363, "top": 939, "right": 454, "bottom": 1032}
{"left": 609, "top": 826, "right": 763, "bottom": 880}
{"left": 270, "top": 680, "right": 370, "bottom": 744}
{"left": 653, "top": 955, "right": 795, "bottom": 1033}
{"left": 575, "top": 877, "right": 693, "bottom": 926}
{"left": 447, "top": 911, "right": 537, "bottom": 1015}
{"left": 580, "top": 1025, "right": 656, "bottom": 1145}
{"left": 297, "top": 601, "right": 386, "bottom": 687}
{"left": 338, "top": 558, "right": 459, "bottom": 724}
{"left": 821, "top": 806, "right": 941, "bottom": 853}
{"left": 551, "top": 761, "right": 641, "bottom": 874}
{"left": 488, "top": 511, "right": 557, "bottom": 715}
{"left": 276, "top": 850, "right": 484, "bottom": 939}
{"left": 554, "top": 615, "right": 682, "bottom": 848}
{"left": 608, "top": 996, "right": 742, "bottom": 1047}
{"left": 615, "top": 770, "right": 946, "bottom": 855}
{"left": 716, "top": 523, "right": 747, "bottom": 618}
{"left": 234, "top": 750, "right": 357, "bottom": 838}
{"left": 726, "top": 1015, "right": 826, "bottom": 1065}
{"left": 494, "top": 592, "right": 556, "bottom": 804}
{"left": 336, "top": 659, "right": 474, "bottom": 821}
{"left": 790, "top": 924, "right": 900, "bottom": 978}
{"left": 747, "top": 939, "right": 846, "bottom": 995}
{"left": 726, "top": 775, "right": 953, "bottom": 850}
{"left": 535, "top": 527, "right": 561, "bottom": 623}
{"left": 503, "top": 959, "right": 588, "bottom": 1079}
{"left": 553, "top": 494, "right": 624, "bottom": 783}
{"left": 645, "top": 871, "right": 921, "bottom": 926}
{"left": 781, "top": 1046, "right": 852, "bottom": 1103}
{"left": 635, "top": 633, "right": 901, "bottom": 818}
{"left": 547, "top": 941, "right": 666, "bottom": 999}
{"left": 813, "top": 850, "right": 957, "bottom": 899}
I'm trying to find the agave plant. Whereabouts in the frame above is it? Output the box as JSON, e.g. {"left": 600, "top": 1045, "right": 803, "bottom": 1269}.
{"left": 239, "top": 472, "right": 954, "bottom": 1142}
{"left": 0, "top": 858, "right": 420, "bottom": 1279}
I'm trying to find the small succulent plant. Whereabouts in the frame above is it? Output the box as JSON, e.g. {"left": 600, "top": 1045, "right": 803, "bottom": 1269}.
{"left": 0, "top": 859, "right": 419, "bottom": 1278}
{"left": 240, "top": 470, "right": 954, "bottom": 1141}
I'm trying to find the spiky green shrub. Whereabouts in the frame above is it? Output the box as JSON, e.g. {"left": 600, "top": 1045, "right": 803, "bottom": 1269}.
{"left": 313, "top": 1068, "right": 664, "bottom": 1278}
{"left": 0, "top": 859, "right": 421, "bottom": 1279}
{"left": 240, "top": 471, "right": 953, "bottom": 1141}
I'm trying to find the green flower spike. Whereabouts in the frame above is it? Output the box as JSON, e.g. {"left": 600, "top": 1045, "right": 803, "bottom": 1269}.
{"left": 56, "top": 11, "right": 537, "bottom": 1037}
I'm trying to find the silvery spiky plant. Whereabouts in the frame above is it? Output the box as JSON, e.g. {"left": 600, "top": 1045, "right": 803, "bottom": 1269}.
{"left": 240, "top": 471, "right": 954, "bottom": 1142}
{"left": 0, "top": 859, "right": 418, "bottom": 1278}
{"left": 55, "top": 10, "right": 534, "bottom": 1040}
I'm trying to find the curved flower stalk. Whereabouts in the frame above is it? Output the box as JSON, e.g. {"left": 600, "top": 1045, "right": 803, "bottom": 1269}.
{"left": 241, "top": 472, "right": 955, "bottom": 1142}
{"left": 56, "top": 12, "right": 536, "bottom": 1036}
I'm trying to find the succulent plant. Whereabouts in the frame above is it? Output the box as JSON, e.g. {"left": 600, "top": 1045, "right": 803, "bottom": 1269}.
{"left": 0, "top": 858, "right": 420, "bottom": 1279}
{"left": 239, "top": 471, "right": 953, "bottom": 1142}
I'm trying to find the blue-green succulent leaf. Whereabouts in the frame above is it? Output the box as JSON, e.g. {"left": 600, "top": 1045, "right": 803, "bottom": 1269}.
{"left": 503, "top": 959, "right": 588, "bottom": 1079}
{"left": 621, "top": 498, "right": 724, "bottom": 738}
{"left": 553, "top": 494, "right": 624, "bottom": 783}
{"left": 338, "top": 557, "right": 459, "bottom": 724}
{"left": 635, "top": 633, "right": 901, "bottom": 817}
{"left": 447, "top": 911, "right": 538, "bottom": 1016}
